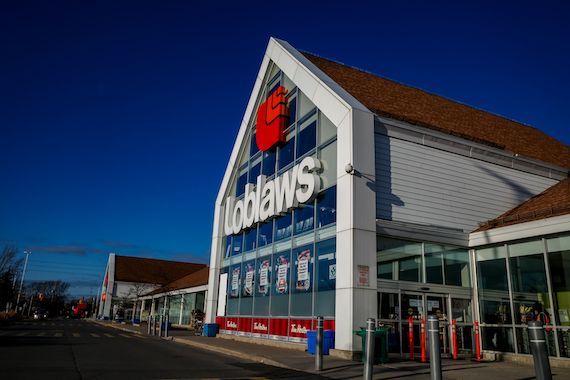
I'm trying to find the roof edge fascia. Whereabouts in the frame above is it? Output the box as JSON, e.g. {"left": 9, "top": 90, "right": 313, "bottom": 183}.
{"left": 468, "top": 213, "right": 570, "bottom": 247}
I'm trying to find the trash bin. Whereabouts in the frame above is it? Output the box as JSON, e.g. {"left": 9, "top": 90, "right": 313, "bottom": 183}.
{"left": 203, "top": 323, "right": 219, "bottom": 337}
{"left": 307, "top": 330, "right": 335, "bottom": 355}
{"left": 354, "top": 327, "right": 389, "bottom": 364}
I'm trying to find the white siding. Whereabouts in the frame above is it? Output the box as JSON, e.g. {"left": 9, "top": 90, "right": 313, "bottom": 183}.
{"left": 375, "top": 133, "right": 559, "bottom": 233}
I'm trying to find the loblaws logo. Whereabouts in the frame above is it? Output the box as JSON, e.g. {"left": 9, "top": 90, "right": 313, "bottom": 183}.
{"left": 256, "top": 86, "right": 289, "bottom": 151}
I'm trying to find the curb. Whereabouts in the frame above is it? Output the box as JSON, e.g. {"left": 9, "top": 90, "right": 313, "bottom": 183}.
{"left": 171, "top": 336, "right": 293, "bottom": 370}
{"left": 89, "top": 320, "right": 144, "bottom": 335}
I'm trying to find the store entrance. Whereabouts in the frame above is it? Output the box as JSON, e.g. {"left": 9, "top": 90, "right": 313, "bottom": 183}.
{"left": 378, "top": 289, "right": 473, "bottom": 357}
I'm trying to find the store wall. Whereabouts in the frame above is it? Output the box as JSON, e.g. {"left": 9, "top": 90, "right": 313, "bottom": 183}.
{"left": 375, "top": 125, "right": 559, "bottom": 233}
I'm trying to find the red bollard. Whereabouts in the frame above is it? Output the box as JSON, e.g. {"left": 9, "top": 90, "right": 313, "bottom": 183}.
{"left": 451, "top": 319, "right": 458, "bottom": 360}
{"left": 420, "top": 319, "right": 427, "bottom": 363}
{"left": 474, "top": 321, "right": 481, "bottom": 361}
{"left": 408, "top": 316, "right": 414, "bottom": 360}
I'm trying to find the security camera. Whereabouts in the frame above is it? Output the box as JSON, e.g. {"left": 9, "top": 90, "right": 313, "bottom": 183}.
{"left": 345, "top": 163, "right": 354, "bottom": 174}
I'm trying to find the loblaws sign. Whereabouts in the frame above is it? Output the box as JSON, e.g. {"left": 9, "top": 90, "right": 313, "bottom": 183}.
{"left": 224, "top": 156, "right": 322, "bottom": 236}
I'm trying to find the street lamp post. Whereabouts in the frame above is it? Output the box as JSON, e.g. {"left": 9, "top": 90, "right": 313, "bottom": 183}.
{"left": 15, "top": 250, "right": 30, "bottom": 313}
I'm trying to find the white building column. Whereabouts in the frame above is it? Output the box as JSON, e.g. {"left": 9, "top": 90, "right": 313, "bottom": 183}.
{"left": 334, "top": 108, "right": 377, "bottom": 353}
{"left": 205, "top": 202, "right": 224, "bottom": 324}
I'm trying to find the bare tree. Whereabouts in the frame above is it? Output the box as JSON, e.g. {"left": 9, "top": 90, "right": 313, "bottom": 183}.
{"left": 0, "top": 246, "right": 23, "bottom": 310}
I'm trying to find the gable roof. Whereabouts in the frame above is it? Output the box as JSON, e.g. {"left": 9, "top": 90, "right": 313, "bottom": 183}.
{"left": 303, "top": 53, "right": 570, "bottom": 169}
{"left": 144, "top": 266, "right": 209, "bottom": 296}
{"left": 114, "top": 255, "right": 206, "bottom": 285}
{"left": 475, "top": 177, "right": 570, "bottom": 231}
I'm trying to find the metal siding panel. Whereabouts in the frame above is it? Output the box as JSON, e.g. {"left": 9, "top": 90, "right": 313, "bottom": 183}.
{"left": 375, "top": 134, "right": 558, "bottom": 233}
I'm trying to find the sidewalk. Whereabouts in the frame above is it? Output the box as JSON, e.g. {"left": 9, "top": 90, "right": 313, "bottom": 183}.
{"left": 90, "top": 320, "right": 570, "bottom": 379}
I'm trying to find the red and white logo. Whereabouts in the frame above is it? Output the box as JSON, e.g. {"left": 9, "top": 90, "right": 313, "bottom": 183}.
{"left": 256, "top": 86, "right": 289, "bottom": 151}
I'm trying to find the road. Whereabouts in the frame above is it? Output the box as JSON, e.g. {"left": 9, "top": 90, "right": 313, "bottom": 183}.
{"left": 0, "top": 319, "right": 321, "bottom": 379}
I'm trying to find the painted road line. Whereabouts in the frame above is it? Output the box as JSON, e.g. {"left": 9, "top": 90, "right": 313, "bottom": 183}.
{"left": 72, "top": 333, "right": 81, "bottom": 337}
{"left": 103, "top": 333, "right": 115, "bottom": 338}
{"left": 90, "top": 333, "right": 100, "bottom": 338}
{"left": 37, "top": 332, "right": 46, "bottom": 337}
{"left": 134, "top": 334, "right": 146, "bottom": 339}
{"left": 54, "top": 332, "right": 63, "bottom": 337}
{"left": 119, "top": 333, "right": 132, "bottom": 339}
{"left": 16, "top": 331, "right": 29, "bottom": 336}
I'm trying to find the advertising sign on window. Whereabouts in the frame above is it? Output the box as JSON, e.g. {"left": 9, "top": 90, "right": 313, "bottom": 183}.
{"left": 258, "top": 259, "right": 270, "bottom": 295}
{"left": 230, "top": 267, "right": 240, "bottom": 297}
{"left": 276, "top": 255, "right": 289, "bottom": 294}
{"left": 244, "top": 262, "right": 254, "bottom": 296}
{"left": 296, "top": 249, "right": 311, "bottom": 291}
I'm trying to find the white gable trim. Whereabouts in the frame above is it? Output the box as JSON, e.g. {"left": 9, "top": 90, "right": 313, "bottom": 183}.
{"left": 469, "top": 214, "right": 570, "bottom": 247}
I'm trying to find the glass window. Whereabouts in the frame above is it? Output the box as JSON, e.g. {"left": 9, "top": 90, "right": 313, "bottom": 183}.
{"left": 298, "top": 92, "right": 315, "bottom": 120}
{"left": 288, "top": 97, "right": 297, "bottom": 126}
{"left": 249, "top": 161, "right": 261, "bottom": 185}
{"left": 254, "top": 256, "right": 272, "bottom": 316}
{"left": 271, "top": 251, "right": 291, "bottom": 316}
{"left": 278, "top": 132, "right": 295, "bottom": 170}
{"left": 318, "top": 112, "right": 336, "bottom": 144}
{"left": 243, "top": 227, "right": 257, "bottom": 252}
{"left": 451, "top": 298, "right": 472, "bottom": 323}
{"left": 258, "top": 221, "right": 273, "bottom": 247}
{"left": 294, "top": 203, "right": 314, "bottom": 235}
{"left": 316, "top": 186, "right": 336, "bottom": 228}
{"left": 319, "top": 141, "right": 337, "bottom": 190}
{"left": 231, "top": 233, "right": 243, "bottom": 256}
{"left": 236, "top": 170, "right": 247, "bottom": 197}
{"left": 377, "top": 262, "right": 394, "bottom": 280}
{"left": 297, "top": 120, "right": 316, "bottom": 158}
{"left": 547, "top": 235, "right": 570, "bottom": 326}
{"left": 227, "top": 264, "right": 241, "bottom": 315}
{"left": 250, "top": 131, "right": 260, "bottom": 157}
{"left": 240, "top": 260, "right": 255, "bottom": 315}
{"left": 477, "top": 245, "right": 508, "bottom": 290}
{"left": 377, "top": 237, "right": 422, "bottom": 283}
{"left": 274, "top": 212, "right": 292, "bottom": 241}
{"left": 481, "top": 327, "right": 514, "bottom": 352}
{"left": 290, "top": 245, "right": 314, "bottom": 316}
{"left": 479, "top": 297, "right": 512, "bottom": 324}
{"left": 425, "top": 244, "right": 470, "bottom": 287}
{"left": 261, "top": 150, "right": 276, "bottom": 177}
{"left": 224, "top": 236, "right": 232, "bottom": 258}
{"left": 315, "top": 238, "right": 336, "bottom": 317}
{"left": 168, "top": 295, "right": 181, "bottom": 324}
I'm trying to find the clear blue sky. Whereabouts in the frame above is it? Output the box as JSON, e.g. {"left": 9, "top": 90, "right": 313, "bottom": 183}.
{"left": 1, "top": 1, "right": 569, "bottom": 297}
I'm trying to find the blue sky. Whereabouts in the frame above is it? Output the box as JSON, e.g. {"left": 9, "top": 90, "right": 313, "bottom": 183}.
{"left": 1, "top": 1, "right": 568, "bottom": 297}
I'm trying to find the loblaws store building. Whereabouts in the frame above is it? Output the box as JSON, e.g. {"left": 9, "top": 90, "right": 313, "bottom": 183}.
{"left": 205, "top": 38, "right": 570, "bottom": 360}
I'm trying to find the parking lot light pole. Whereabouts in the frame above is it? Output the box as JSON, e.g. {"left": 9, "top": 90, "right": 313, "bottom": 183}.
{"left": 15, "top": 250, "right": 30, "bottom": 312}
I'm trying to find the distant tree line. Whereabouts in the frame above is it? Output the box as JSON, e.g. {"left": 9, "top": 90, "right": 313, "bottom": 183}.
{"left": 0, "top": 246, "right": 23, "bottom": 311}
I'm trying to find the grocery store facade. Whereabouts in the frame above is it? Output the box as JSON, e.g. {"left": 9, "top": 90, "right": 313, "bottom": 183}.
{"left": 205, "top": 38, "right": 570, "bottom": 358}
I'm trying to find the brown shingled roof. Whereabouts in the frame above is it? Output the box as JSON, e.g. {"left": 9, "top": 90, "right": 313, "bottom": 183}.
{"left": 475, "top": 177, "right": 570, "bottom": 231}
{"left": 303, "top": 53, "right": 570, "bottom": 169}
{"left": 144, "top": 266, "right": 209, "bottom": 296}
{"left": 114, "top": 255, "right": 206, "bottom": 285}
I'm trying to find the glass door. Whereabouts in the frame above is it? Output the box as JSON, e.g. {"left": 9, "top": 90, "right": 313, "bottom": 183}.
{"left": 401, "top": 292, "right": 424, "bottom": 356}
{"left": 378, "top": 292, "right": 401, "bottom": 354}
{"left": 426, "top": 294, "right": 449, "bottom": 354}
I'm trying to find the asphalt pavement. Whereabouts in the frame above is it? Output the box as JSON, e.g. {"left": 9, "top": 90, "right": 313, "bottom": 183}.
{"left": 0, "top": 318, "right": 323, "bottom": 379}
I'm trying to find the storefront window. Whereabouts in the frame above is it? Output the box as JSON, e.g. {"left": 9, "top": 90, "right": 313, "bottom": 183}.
{"left": 425, "top": 244, "right": 470, "bottom": 287}
{"left": 243, "top": 227, "right": 257, "bottom": 252}
{"left": 377, "top": 237, "right": 422, "bottom": 282}
{"left": 294, "top": 203, "right": 314, "bottom": 235}
{"left": 316, "top": 186, "right": 336, "bottom": 228}
{"left": 278, "top": 132, "right": 295, "bottom": 170}
{"left": 258, "top": 221, "right": 273, "bottom": 247}
{"left": 290, "top": 245, "right": 314, "bottom": 316}
{"left": 315, "top": 239, "right": 336, "bottom": 317}
{"left": 168, "top": 295, "right": 181, "bottom": 325}
{"left": 231, "top": 233, "right": 243, "bottom": 256}
{"left": 318, "top": 141, "right": 337, "bottom": 189}
{"left": 297, "top": 120, "right": 316, "bottom": 158}
{"left": 250, "top": 131, "right": 259, "bottom": 157}
{"left": 224, "top": 236, "right": 232, "bottom": 258}
{"left": 318, "top": 113, "right": 336, "bottom": 144}
{"left": 477, "top": 245, "right": 508, "bottom": 291}
{"left": 547, "top": 235, "right": 570, "bottom": 326}
{"left": 262, "top": 150, "right": 276, "bottom": 177}
{"left": 481, "top": 326, "right": 514, "bottom": 352}
{"left": 288, "top": 97, "right": 297, "bottom": 126}
{"left": 227, "top": 264, "right": 241, "bottom": 315}
{"left": 253, "top": 256, "right": 271, "bottom": 316}
{"left": 270, "top": 251, "right": 290, "bottom": 316}
{"left": 274, "top": 212, "right": 292, "bottom": 241}
{"left": 240, "top": 260, "right": 255, "bottom": 315}
{"left": 236, "top": 169, "right": 247, "bottom": 197}
{"left": 249, "top": 160, "right": 261, "bottom": 185}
